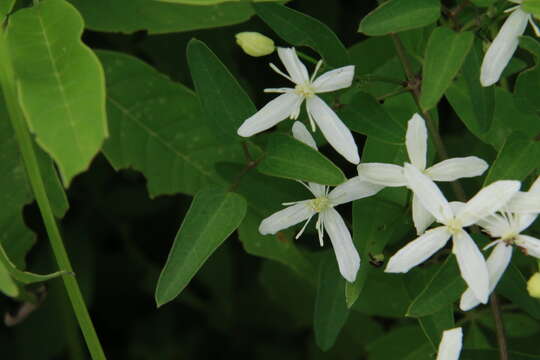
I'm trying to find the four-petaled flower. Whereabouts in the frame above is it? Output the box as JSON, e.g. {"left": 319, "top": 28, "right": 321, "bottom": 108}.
{"left": 480, "top": 0, "right": 540, "bottom": 87}
{"left": 460, "top": 176, "right": 540, "bottom": 311}
{"left": 258, "top": 122, "right": 382, "bottom": 282}
{"left": 357, "top": 113, "right": 488, "bottom": 235}
{"left": 237, "top": 47, "right": 360, "bottom": 164}
{"left": 436, "top": 327, "right": 463, "bottom": 360}
{"left": 385, "top": 164, "right": 520, "bottom": 303}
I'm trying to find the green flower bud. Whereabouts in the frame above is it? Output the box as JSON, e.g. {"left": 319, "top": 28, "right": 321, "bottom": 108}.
{"left": 527, "top": 272, "right": 540, "bottom": 299}
{"left": 235, "top": 32, "right": 275, "bottom": 57}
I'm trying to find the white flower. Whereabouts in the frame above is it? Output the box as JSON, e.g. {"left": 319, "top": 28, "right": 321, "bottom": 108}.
{"left": 259, "top": 122, "right": 382, "bottom": 282}
{"left": 357, "top": 113, "right": 488, "bottom": 235}
{"left": 237, "top": 47, "right": 360, "bottom": 164}
{"left": 480, "top": 0, "right": 540, "bottom": 87}
{"left": 460, "top": 176, "right": 540, "bottom": 311}
{"left": 505, "top": 175, "right": 540, "bottom": 213}
{"left": 436, "top": 327, "right": 463, "bottom": 360}
{"left": 385, "top": 164, "right": 520, "bottom": 303}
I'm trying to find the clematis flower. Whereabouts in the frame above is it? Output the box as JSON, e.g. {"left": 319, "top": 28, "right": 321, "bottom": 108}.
{"left": 385, "top": 164, "right": 520, "bottom": 303}
{"left": 357, "top": 113, "right": 488, "bottom": 235}
{"left": 258, "top": 122, "right": 382, "bottom": 282}
{"left": 237, "top": 47, "right": 360, "bottom": 164}
{"left": 480, "top": 0, "right": 540, "bottom": 87}
{"left": 460, "top": 176, "right": 540, "bottom": 311}
{"left": 436, "top": 327, "right": 463, "bottom": 360}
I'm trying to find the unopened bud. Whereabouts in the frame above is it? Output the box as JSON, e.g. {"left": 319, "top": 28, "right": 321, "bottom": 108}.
{"left": 527, "top": 272, "right": 540, "bottom": 299}
{"left": 235, "top": 32, "right": 275, "bottom": 57}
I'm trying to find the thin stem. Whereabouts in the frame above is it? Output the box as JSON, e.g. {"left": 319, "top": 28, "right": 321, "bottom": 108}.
{"left": 0, "top": 34, "right": 107, "bottom": 359}
{"left": 376, "top": 87, "right": 409, "bottom": 102}
{"left": 490, "top": 293, "right": 509, "bottom": 360}
{"left": 357, "top": 74, "right": 405, "bottom": 86}
{"left": 296, "top": 50, "right": 318, "bottom": 65}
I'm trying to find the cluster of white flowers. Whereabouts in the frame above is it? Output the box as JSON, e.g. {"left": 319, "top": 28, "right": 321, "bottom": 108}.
{"left": 236, "top": 2, "right": 540, "bottom": 357}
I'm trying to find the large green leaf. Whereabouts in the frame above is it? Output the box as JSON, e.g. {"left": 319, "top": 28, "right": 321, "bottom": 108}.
{"left": 7, "top": 0, "right": 107, "bottom": 185}
{"left": 484, "top": 132, "right": 540, "bottom": 185}
{"left": 187, "top": 39, "right": 255, "bottom": 141}
{"left": 254, "top": 3, "right": 349, "bottom": 68}
{"left": 515, "top": 36, "right": 540, "bottom": 115}
{"left": 98, "top": 50, "right": 244, "bottom": 197}
{"left": 358, "top": 0, "right": 441, "bottom": 36}
{"left": 314, "top": 255, "right": 350, "bottom": 351}
{"left": 257, "top": 133, "right": 346, "bottom": 185}
{"left": 366, "top": 325, "right": 432, "bottom": 360}
{"left": 0, "top": 0, "right": 14, "bottom": 18}
{"left": 462, "top": 350, "right": 540, "bottom": 360}
{"left": 155, "top": 187, "right": 247, "bottom": 307}
{"left": 68, "top": 0, "right": 255, "bottom": 34}
{"left": 522, "top": 0, "right": 540, "bottom": 18}
{"left": 158, "top": 0, "right": 282, "bottom": 4}
{"left": 420, "top": 27, "right": 473, "bottom": 111}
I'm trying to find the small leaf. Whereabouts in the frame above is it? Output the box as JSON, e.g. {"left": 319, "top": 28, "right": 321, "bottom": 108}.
{"left": 420, "top": 27, "right": 473, "bottom": 111}
{"left": 484, "top": 132, "right": 540, "bottom": 185}
{"left": 314, "top": 254, "right": 350, "bottom": 351}
{"left": 358, "top": 0, "right": 441, "bottom": 36}
{"left": 155, "top": 187, "right": 247, "bottom": 307}
{"left": 7, "top": 0, "right": 108, "bottom": 185}
{"left": 257, "top": 133, "right": 346, "bottom": 185}
{"left": 187, "top": 39, "right": 256, "bottom": 141}
{"left": 254, "top": 3, "right": 350, "bottom": 68}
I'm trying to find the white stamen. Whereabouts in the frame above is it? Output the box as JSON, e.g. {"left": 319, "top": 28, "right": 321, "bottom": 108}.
{"left": 269, "top": 63, "right": 293, "bottom": 82}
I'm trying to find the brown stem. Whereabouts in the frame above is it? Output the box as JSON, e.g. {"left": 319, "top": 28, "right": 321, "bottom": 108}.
{"left": 490, "top": 293, "right": 509, "bottom": 360}
{"left": 228, "top": 142, "right": 262, "bottom": 192}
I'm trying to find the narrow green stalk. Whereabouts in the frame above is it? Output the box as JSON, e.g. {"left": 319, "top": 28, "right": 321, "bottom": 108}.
{"left": 0, "top": 34, "right": 107, "bottom": 359}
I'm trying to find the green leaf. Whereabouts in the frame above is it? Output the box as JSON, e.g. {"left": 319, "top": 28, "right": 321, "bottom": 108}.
{"left": 155, "top": 187, "right": 247, "bottom": 307}
{"left": 461, "top": 350, "right": 540, "bottom": 360}
{"left": 484, "top": 133, "right": 540, "bottom": 185}
{"left": 68, "top": 0, "right": 255, "bottom": 34}
{"left": 366, "top": 326, "right": 432, "bottom": 360}
{"left": 358, "top": 0, "right": 441, "bottom": 36}
{"left": 0, "top": 0, "right": 15, "bottom": 18}
{"left": 420, "top": 27, "right": 473, "bottom": 111}
{"left": 515, "top": 36, "right": 540, "bottom": 115}
{"left": 522, "top": 0, "right": 540, "bottom": 18}
{"left": 470, "top": 0, "right": 497, "bottom": 6}
{"left": 35, "top": 146, "right": 69, "bottom": 218}
{"left": 7, "top": 0, "right": 108, "bottom": 185}
{"left": 157, "top": 0, "right": 283, "bottom": 4}
{"left": 314, "top": 254, "right": 350, "bottom": 351}
{"left": 254, "top": 3, "right": 350, "bottom": 68}
{"left": 0, "top": 262, "right": 18, "bottom": 297}
{"left": 98, "top": 50, "right": 244, "bottom": 197}
{"left": 187, "top": 39, "right": 255, "bottom": 141}
{"left": 407, "top": 256, "right": 466, "bottom": 317}
{"left": 479, "top": 313, "right": 540, "bottom": 338}
{"left": 338, "top": 92, "right": 406, "bottom": 144}
{"left": 257, "top": 133, "right": 346, "bottom": 185}
{"left": 498, "top": 264, "right": 540, "bottom": 320}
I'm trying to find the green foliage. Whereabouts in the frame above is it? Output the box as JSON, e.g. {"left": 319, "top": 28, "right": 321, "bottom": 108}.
{"left": 155, "top": 187, "right": 247, "bottom": 307}
{"left": 522, "top": 0, "right": 540, "bottom": 18}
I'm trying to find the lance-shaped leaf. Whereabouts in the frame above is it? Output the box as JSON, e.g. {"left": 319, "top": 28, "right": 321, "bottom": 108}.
{"left": 155, "top": 187, "right": 247, "bottom": 307}
{"left": 68, "top": 0, "right": 255, "bottom": 34}
{"left": 358, "top": 0, "right": 441, "bottom": 36}
{"left": 97, "top": 50, "right": 244, "bottom": 197}
{"left": 187, "top": 39, "right": 255, "bottom": 140}
{"left": 7, "top": 0, "right": 108, "bottom": 185}
{"left": 254, "top": 3, "right": 349, "bottom": 68}
{"left": 257, "top": 133, "right": 346, "bottom": 185}
{"left": 420, "top": 27, "right": 473, "bottom": 111}
{"left": 314, "top": 254, "right": 350, "bottom": 351}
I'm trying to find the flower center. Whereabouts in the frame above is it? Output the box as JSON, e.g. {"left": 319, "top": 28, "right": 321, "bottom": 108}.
{"left": 295, "top": 82, "right": 315, "bottom": 98}
{"left": 501, "top": 232, "right": 518, "bottom": 245}
{"left": 446, "top": 218, "right": 462, "bottom": 235}
{"left": 309, "top": 197, "right": 331, "bottom": 212}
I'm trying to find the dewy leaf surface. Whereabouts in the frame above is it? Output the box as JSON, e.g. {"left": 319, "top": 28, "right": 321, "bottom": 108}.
{"left": 155, "top": 187, "right": 247, "bottom": 307}
{"left": 7, "top": 0, "right": 108, "bottom": 185}
{"left": 98, "top": 50, "right": 244, "bottom": 197}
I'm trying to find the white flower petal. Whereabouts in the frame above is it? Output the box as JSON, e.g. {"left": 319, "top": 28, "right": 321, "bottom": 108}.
{"left": 385, "top": 227, "right": 451, "bottom": 273}
{"left": 476, "top": 214, "right": 509, "bottom": 238}
{"left": 307, "top": 183, "right": 327, "bottom": 199}
{"left": 259, "top": 201, "right": 315, "bottom": 235}
{"left": 328, "top": 176, "right": 384, "bottom": 206}
{"left": 517, "top": 213, "right": 538, "bottom": 233}
{"left": 237, "top": 93, "right": 302, "bottom": 137}
{"left": 312, "top": 65, "right": 355, "bottom": 93}
{"left": 456, "top": 180, "right": 520, "bottom": 227}
{"left": 403, "top": 163, "right": 454, "bottom": 224}
{"left": 277, "top": 47, "right": 310, "bottom": 85}
{"left": 453, "top": 230, "right": 490, "bottom": 304}
{"left": 480, "top": 8, "right": 529, "bottom": 86}
{"left": 426, "top": 156, "right": 488, "bottom": 182}
{"left": 506, "top": 192, "right": 540, "bottom": 213}
{"left": 322, "top": 208, "right": 360, "bottom": 282}
{"left": 406, "top": 113, "right": 428, "bottom": 170}
{"left": 356, "top": 163, "right": 407, "bottom": 187}
{"left": 529, "top": 175, "right": 540, "bottom": 193}
{"left": 292, "top": 121, "right": 317, "bottom": 149}
{"left": 460, "top": 241, "right": 512, "bottom": 311}
{"left": 412, "top": 194, "right": 436, "bottom": 235}
{"left": 436, "top": 327, "right": 463, "bottom": 360}
{"left": 306, "top": 96, "right": 360, "bottom": 164}
{"left": 515, "top": 235, "right": 540, "bottom": 258}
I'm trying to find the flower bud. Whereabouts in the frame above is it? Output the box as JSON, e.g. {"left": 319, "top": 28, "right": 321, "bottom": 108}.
{"left": 527, "top": 272, "right": 540, "bottom": 298}
{"left": 235, "top": 32, "right": 275, "bottom": 57}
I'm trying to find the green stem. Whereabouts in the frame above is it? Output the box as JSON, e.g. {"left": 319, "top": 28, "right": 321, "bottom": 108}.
{"left": 0, "top": 33, "right": 106, "bottom": 360}
{"left": 296, "top": 50, "right": 318, "bottom": 65}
